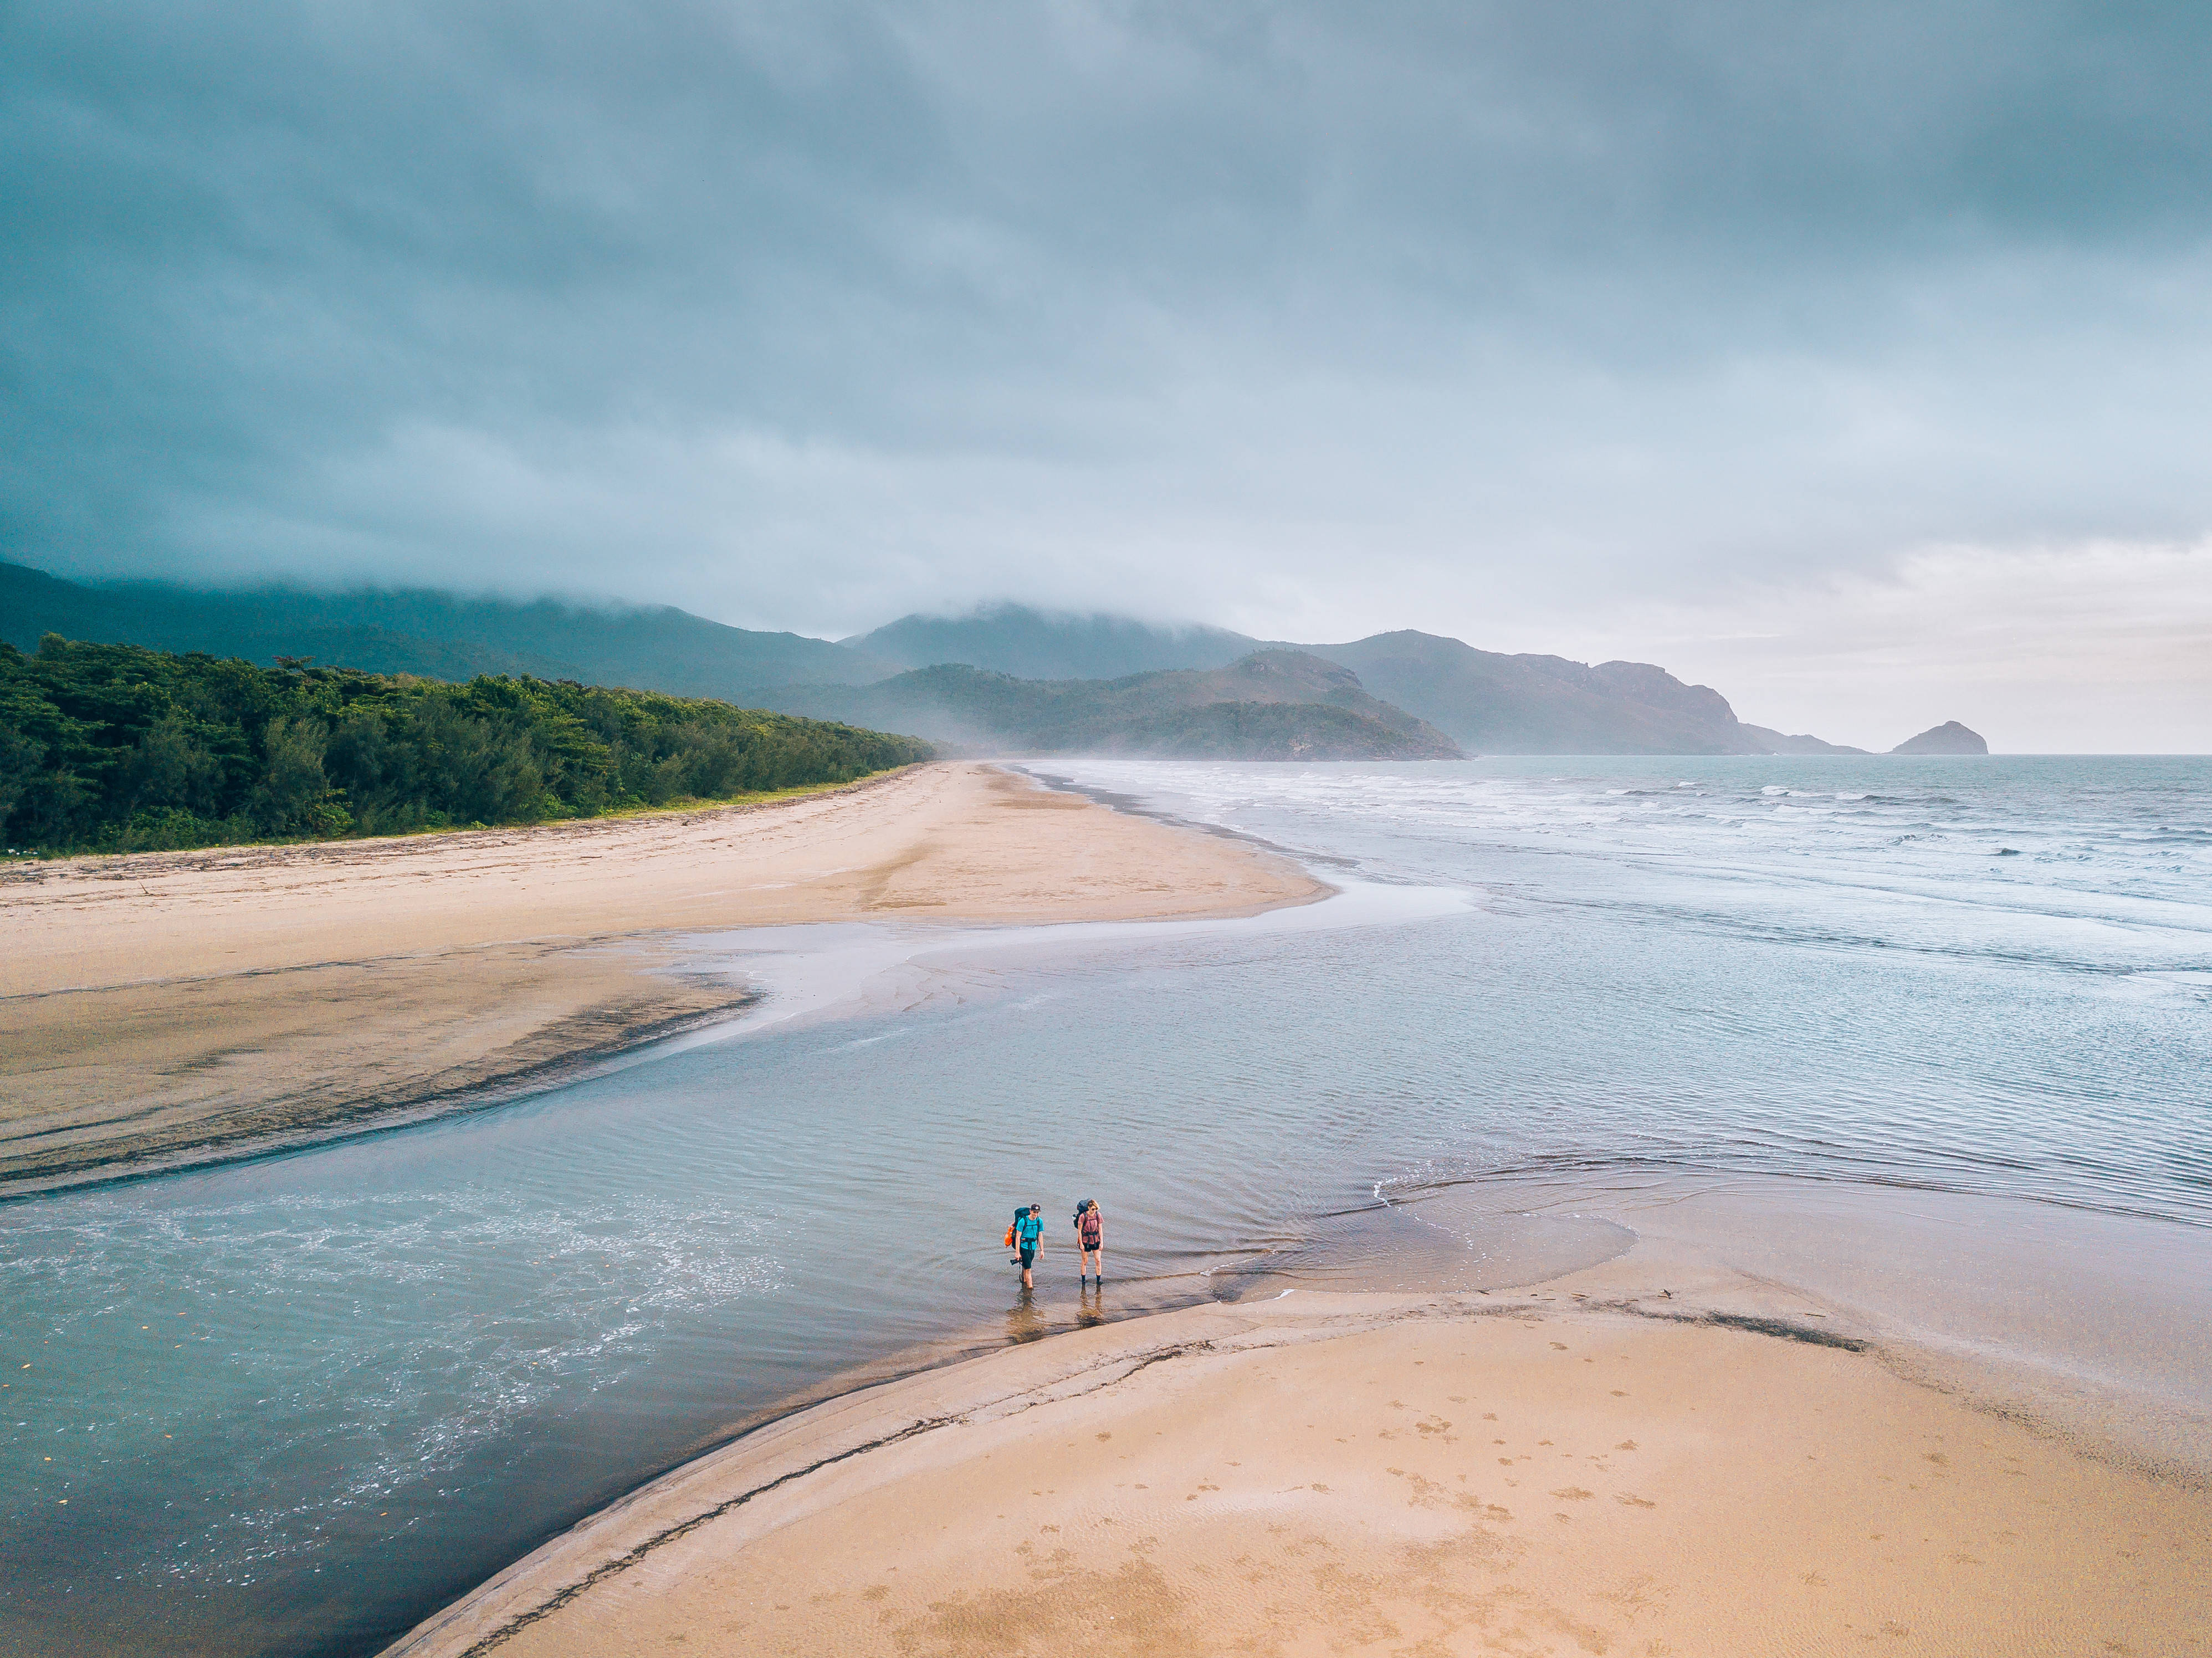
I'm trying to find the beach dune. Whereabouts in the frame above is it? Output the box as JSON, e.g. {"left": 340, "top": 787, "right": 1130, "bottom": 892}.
{"left": 0, "top": 762, "right": 1323, "bottom": 1191}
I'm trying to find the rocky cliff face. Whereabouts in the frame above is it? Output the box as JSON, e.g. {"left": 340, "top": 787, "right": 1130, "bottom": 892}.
{"left": 1890, "top": 721, "right": 1989, "bottom": 755}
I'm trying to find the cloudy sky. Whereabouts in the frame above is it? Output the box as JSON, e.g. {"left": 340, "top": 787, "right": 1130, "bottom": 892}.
{"left": 6, "top": 1, "right": 2209, "bottom": 748}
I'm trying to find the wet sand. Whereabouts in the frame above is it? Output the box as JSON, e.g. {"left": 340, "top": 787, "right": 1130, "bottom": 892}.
{"left": 0, "top": 763, "right": 1324, "bottom": 1192}
{"left": 382, "top": 1251, "right": 2211, "bottom": 1658}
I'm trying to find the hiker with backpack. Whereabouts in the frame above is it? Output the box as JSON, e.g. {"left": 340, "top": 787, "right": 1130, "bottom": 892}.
{"left": 1008, "top": 1202, "right": 1043, "bottom": 1289}
{"left": 1074, "top": 1198, "right": 1103, "bottom": 1286}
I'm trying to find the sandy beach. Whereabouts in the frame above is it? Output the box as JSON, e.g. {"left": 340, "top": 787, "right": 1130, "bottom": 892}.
{"left": 383, "top": 1247, "right": 2211, "bottom": 1658}
{"left": 0, "top": 763, "right": 1324, "bottom": 1191}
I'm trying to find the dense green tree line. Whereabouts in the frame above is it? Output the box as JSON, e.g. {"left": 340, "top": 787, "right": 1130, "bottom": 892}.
{"left": 0, "top": 636, "right": 931, "bottom": 854}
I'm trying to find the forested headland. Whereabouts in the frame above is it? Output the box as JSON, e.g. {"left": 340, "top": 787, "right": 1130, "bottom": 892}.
{"left": 0, "top": 636, "right": 932, "bottom": 855}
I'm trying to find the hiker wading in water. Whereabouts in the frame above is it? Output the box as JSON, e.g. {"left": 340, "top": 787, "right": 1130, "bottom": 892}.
{"left": 1074, "top": 1198, "right": 1103, "bottom": 1285}
{"left": 1014, "top": 1203, "right": 1043, "bottom": 1289}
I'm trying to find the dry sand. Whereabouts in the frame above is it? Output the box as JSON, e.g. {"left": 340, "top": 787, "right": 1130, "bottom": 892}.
{"left": 384, "top": 1265, "right": 2211, "bottom": 1658}
{"left": 0, "top": 763, "right": 1323, "bottom": 1191}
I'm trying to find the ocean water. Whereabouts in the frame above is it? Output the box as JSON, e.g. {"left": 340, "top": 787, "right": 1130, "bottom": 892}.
{"left": 2, "top": 755, "right": 2206, "bottom": 1657}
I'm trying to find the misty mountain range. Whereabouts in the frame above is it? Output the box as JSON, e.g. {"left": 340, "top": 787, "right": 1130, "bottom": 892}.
{"left": 3, "top": 564, "right": 1981, "bottom": 758}
{"left": 767, "top": 652, "right": 1463, "bottom": 761}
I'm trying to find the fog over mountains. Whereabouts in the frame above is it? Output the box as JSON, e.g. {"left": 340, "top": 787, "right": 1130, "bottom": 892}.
{"left": 0, "top": 561, "right": 890, "bottom": 695}
{"left": 7, "top": 564, "right": 1990, "bottom": 758}
{"left": 847, "top": 610, "right": 1260, "bottom": 685}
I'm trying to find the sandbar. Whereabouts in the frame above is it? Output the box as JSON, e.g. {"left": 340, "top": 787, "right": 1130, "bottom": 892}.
{"left": 0, "top": 763, "right": 1324, "bottom": 1191}
{"left": 383, "top": 1257, "right": 2210, "bottom": 1658}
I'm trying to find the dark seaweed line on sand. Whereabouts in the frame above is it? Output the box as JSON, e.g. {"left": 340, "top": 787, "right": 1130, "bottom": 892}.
{"left": 1631, "top": 1307, "right": 1870, "bottom": 1352}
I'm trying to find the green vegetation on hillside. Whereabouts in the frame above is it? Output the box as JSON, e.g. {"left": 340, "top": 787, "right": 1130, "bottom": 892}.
{"left": 0, "top": 636, "right": 931, "bottom": 855}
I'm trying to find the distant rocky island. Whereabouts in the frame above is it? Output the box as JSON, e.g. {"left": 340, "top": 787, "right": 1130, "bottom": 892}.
{"left": 1890, "top": 721, "right": 1989, "bottom": 755}
{"left": 3, "top": 564, "right": 1984, "bottom": 760}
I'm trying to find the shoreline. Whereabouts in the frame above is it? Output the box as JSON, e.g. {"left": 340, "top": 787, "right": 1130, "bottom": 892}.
{"left": 1, "top": 762, "right": 1327, "bottom": 1194}
{"left": 382, "top": 1227, "right": 2212, "bottom": 1658}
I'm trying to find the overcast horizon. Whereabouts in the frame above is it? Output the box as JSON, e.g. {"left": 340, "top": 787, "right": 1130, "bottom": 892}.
{"left": 7, "top": 2, "right": 2211, "bottom": 751}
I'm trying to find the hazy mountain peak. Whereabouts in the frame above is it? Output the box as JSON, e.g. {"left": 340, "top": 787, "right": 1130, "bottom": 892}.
{"left": 843, "top": 603, "right": 1262, "bottom": 680}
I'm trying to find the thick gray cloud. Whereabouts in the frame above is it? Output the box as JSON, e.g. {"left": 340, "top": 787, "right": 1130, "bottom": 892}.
{"left": 5, "top": 2, "right": 2210, "bottom": 744}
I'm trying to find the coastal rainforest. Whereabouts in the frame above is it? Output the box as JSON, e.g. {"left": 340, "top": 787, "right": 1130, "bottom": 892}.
{"left": 0, "top": 635, "right": 932, "bottom": 854}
